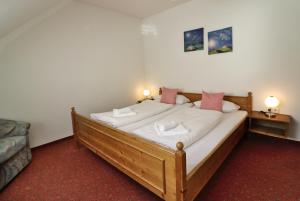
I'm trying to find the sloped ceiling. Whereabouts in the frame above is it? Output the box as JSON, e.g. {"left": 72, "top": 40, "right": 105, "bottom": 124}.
{"left": 79, "top": 0, "right": 191, "bottom": 18}
{"left": 0, "top": 0, "right": 191, "bottom": 39}
{"left": 0, "top": 0, "right": 65, "bottom": 39}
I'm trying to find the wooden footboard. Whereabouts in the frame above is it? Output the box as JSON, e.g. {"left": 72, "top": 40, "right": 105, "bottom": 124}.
{"left": 71, "top": 108, "right": 186, "bottom": 201}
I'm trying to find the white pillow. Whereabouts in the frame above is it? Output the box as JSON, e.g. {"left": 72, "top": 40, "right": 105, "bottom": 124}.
{"left": 176, "top": 95, "right": 191, "bottom": 104}
{"left": 193, "top": 100, "right": 240, "bottom": 113}
{"left": 154, "top": 95, "right": 190, "bottom": 105}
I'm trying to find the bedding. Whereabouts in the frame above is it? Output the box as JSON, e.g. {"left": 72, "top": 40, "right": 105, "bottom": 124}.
{"left": 90, "top": 100, "right": 173, "bottom": 127}
{"left": 129, "top": 108, "right": 223, "bottom": 150}
{"left": 120, "top": 109, "right": 247, "bottom": 174}
{"left": 160, "top": 87, "right": 178, "bottom": 104}
{"left": 194, "top": 100, "right": 240, "bottom": 113}
{"left": 119, "top": 103, "right": 193, "bottom": 131}
{"left": 200, "top": 91, "right": 224, "bottom": 111}
{"left": 185, "top": 110, "right": 247, "bottom": 173}
{"left": 154, "top": 95, "right": 190, "bottom": 105}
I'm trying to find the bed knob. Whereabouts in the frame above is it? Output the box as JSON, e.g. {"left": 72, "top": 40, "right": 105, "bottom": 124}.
{"left": 176, "top": 142, "right": 184, "bottom": 151}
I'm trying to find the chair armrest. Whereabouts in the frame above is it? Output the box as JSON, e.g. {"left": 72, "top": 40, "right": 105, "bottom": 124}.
{"left": 5, "top": 121, "right": 30, "bottom": 138}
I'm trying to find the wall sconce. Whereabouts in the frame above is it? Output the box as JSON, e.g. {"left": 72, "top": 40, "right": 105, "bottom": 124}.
{"left": 264, "top": 96, "right": 279, "bottom": 118}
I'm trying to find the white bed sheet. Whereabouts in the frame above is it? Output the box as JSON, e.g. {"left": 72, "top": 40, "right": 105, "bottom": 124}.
{"left": 90, "top": 100, "right": 174, "bottom": 128}
{"left": 119, "top": 109, "right": 247, "bottom": 174}
{"left": 185, "top": 110, "right": 247, "bottom": 173}
{"left": 131, "top": 108, "right": 223, "bottom": 150}
{"left": 119, "top": 103, "right": 193, "bottom": 131}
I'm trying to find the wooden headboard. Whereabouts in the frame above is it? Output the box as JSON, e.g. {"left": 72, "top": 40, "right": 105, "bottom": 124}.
{"left": 159, "top": 88, "right": 252, "bottom": 113}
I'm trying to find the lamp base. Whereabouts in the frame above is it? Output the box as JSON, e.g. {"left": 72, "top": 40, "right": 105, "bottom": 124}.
{"left": 143, "top": 97, "right": 154, "bottom": 101}
{"left": 265, "top": 111, "right": 276, "bottom": 118}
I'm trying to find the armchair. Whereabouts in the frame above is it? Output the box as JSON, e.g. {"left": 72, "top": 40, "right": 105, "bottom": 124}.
{"left": 0, "top": 119, "right": 32, "bottom": 190}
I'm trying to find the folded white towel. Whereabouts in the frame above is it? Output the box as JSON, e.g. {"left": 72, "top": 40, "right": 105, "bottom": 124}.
{"left": 155, "top": 121, "right": 178, "bottom": 131}
{"left": 154, "top": 123, "right": 189, "bottom": 136}
{"left": 113, "top": 107, "right": 132, "bottom": 115}
{"left": 113, "top": 112, "right": 136, "bottom": 117}
{"left": 113, "top": 107, "right": 136, "bottom": 117}
{"left": 90, "top": 113, "right": 117, "bottom": 124}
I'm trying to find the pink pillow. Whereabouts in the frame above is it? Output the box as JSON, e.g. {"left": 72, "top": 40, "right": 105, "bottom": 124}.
{"left": 200, "top": 91, "right": 224, "bottom": 111}
{"left": 160, "top": 87, "right": 178, "bottom": 104}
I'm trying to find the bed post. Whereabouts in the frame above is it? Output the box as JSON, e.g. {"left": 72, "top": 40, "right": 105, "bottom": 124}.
{"left": 175, "top": 142, "right": 187, "bottom": 201}
{"left": 71, "top": 107, "right": 80, "bottom": 148}
{"left": 247, "top": 92, "right": 253, "bottom": 113}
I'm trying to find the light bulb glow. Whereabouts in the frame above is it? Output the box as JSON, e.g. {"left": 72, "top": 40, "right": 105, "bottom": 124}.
{"left": 143, "top": 89, "right": 150, "bottom": 97}
{"left": 265, "top": 96, "right": 279, "bottom": 108}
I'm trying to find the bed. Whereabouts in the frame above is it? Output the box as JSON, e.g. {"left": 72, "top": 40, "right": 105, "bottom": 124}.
{"left": 71, "top": 91, "right": 252, "bottom": 201}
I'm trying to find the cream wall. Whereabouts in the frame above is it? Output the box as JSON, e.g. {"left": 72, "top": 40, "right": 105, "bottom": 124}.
{"left": 0, "top": 1, "right": 144, "bottom": 147}
{"left": 143, "top": 0, "right": 300, "bottom": 140}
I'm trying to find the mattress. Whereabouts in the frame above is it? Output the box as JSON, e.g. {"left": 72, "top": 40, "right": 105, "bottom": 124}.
{"left": 119, "top": 109, "right": 247, "bottom": 174}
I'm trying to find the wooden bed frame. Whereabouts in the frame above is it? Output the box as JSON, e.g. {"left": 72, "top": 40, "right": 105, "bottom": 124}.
{"left": 71, "top": 91, "right": 252, "bottom": 201}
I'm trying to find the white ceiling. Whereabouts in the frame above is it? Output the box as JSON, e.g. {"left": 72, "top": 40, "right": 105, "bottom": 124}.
{"left": 0, "top": 0, "right": 64, "bottom": 39}
{"left": 79, "top": 0, "right": 191, "bottom": 18}
{"left": 0, "top": 0, "right": 190, "bottom": 39}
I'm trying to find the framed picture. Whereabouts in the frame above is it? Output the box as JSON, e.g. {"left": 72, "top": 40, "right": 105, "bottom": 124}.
{"left": 208, "top": 27, "right": 233, "bottom": 55}
{"left": 184, "top": 28, "right": 204, "bottom": 52}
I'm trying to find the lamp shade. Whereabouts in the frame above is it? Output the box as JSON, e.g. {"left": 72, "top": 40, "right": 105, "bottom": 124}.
{"left": 265, "top": 96, "right": 279, "bottom": 108}
{"left": 143, "top": 89, "right": 150, "bottom": 97}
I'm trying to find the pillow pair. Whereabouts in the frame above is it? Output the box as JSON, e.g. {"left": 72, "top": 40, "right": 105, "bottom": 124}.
{"left": 159, "top": 87, "right": 240, "bottom": 112}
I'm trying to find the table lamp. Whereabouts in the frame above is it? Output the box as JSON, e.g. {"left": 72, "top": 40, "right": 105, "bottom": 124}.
{"left": 143, "top": 89, "right": 150, "bottom": 99}
{"left": 264, "top": 96, "right": 279, "bottom": 118}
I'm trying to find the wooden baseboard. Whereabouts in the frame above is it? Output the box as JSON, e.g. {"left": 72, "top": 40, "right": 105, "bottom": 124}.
{"left": 286, "top": 136, "right": 300, "bottom": 142}
{"left": 249, "top": 132, "right": 300, "bottom": 143}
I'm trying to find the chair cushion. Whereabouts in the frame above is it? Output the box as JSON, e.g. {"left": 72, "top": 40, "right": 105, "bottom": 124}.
{"left": 0, "top": 120, "right": 16, "bottom": 138}
{"left": 0, "top": 119, "right": 30, "bottom": 138}
{"left": 0, "top": 136, "right": 26, "bottom": 164}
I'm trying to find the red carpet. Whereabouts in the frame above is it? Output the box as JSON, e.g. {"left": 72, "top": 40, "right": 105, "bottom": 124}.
{"left": 1, "top": 134, "right": 300, "bottom": 201}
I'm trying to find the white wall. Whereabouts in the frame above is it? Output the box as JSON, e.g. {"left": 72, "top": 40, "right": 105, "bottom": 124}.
{"left": 143, "top": 0, "right": 300, "bottom": 140}
{"left": 0, "top": 1, "right": 144, "bottom": 147}
{"left": 0, "top": 0, "right": 64, "bottom": 38}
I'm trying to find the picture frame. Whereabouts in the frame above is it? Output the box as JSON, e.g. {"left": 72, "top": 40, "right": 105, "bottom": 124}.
{"left": 184, "top": 28, "right": 204, "bottom": 52}
{"left": 208, "top": 27, "right": 233, "bottom": 55}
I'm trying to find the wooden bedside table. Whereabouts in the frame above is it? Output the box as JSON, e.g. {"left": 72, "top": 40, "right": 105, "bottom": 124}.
{"left": 248, "top": 111, "right": 291, "bottom": 138}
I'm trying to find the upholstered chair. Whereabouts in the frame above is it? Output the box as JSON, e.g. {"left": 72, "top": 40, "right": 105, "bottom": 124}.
{"left": 0, "top": 119, "right": 32, "bottom": 190}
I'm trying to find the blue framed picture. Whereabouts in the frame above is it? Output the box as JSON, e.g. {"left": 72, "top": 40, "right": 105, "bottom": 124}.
{"left": 184, "top": 28, "right": 204, "bottom": 52}
{"left": 208, "top": 27, "right": 233, "bottom": 55}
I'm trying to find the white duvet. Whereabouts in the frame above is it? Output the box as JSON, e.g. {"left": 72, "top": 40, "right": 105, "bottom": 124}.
{"left": 132, "top": 108, "right": 223, "bottom": 150}
{"left": 90, "top": 100, "right": 173, "bottom": 127}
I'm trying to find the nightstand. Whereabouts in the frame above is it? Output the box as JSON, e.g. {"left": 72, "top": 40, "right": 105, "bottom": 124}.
{"left": 248, "top": 111, "right": 291, "bottom": 138}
